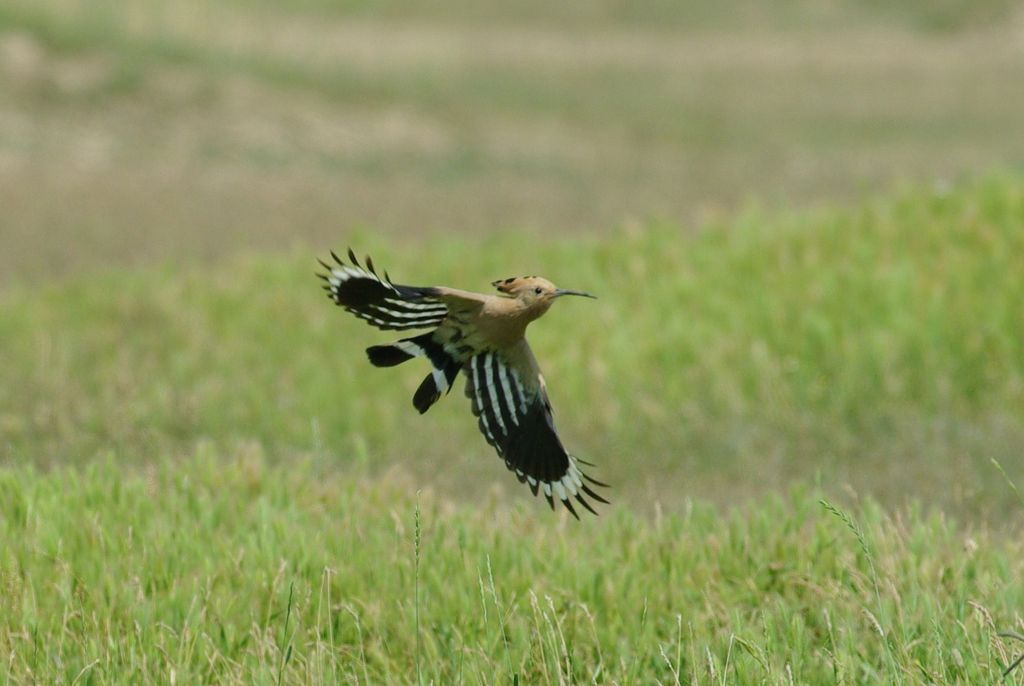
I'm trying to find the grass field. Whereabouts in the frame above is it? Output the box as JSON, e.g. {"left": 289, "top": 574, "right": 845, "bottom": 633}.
{"left": 2, "top": 454, "right": 1023, "bottom": 684}
{"left": 3, "top": 1, "right": 1024, "bottom": 683}
{"left": 3, "top": 175, "right": 1023, "bottom": 517}
{"left": 2, "top": 176, "right": 1024, "bottom": 683}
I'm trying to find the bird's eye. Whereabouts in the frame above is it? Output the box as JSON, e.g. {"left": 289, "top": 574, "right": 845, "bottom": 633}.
{"left": 534, "top": 287, "right": 543, "bottom": 295}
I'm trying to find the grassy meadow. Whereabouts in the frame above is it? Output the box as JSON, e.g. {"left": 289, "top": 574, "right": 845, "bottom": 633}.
{"left": 3, "top": 0, "right": 1024, "bottom": 683}
{"left": 3, "top": 177, "right": 1024, "bottom": 683}
{"left": 2, "top": 176, "right": 1023, "bottom": 515}
{"left": 2, "top": 455, "right": 1023, "bottom": 684}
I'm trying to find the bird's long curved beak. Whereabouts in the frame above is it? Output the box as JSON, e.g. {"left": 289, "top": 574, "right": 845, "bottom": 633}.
{"left": 554, "top": 289, "right": 596, "bottom": 299}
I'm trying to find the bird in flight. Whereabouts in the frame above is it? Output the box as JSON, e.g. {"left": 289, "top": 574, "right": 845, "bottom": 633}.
{"left": 317, "top": 248, "right": 609, "bottom": 517}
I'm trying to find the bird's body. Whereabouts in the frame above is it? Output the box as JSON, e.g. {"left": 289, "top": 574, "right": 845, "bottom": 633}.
{"left": 318, "top": 249, "right": 608, "bottom": 517}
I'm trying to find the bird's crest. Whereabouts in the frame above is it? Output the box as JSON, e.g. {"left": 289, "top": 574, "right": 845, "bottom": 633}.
{"left": 491, "top": 276, "right": 536, "bottom": 295}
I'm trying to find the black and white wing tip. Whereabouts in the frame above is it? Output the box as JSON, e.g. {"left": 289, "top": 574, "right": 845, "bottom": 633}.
{"left": 465, "top": 351, "right": 609, "bottom": 519}
{"left": 514, "top": 456, "right": 610, "bottom": 520}
{"left": 316, "top": 247, "right": 393, "bottom": 297}
{"left": 316, "top": 248, "right": 447, "bottom": 331}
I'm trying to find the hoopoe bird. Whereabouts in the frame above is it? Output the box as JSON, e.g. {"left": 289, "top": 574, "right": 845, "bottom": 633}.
{"left": 317, "top": 248, "right": 609, "bottom": 517}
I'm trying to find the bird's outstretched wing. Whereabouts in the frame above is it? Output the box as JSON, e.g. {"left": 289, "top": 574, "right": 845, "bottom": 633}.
{"left": 463, "top": 350, "right": 608, "bottom": 518}
{"left": 317, "top": 249, "right": 448, "bottom": 331}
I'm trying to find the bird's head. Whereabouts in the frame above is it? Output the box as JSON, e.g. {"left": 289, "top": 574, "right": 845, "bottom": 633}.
{"left": 491, "top": 276, "right": 596, "bottom": 316}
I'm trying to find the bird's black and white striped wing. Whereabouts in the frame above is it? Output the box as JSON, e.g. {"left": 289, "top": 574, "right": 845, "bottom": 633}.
{"left": 464, "top": 351, "right": 608, "bottom": 517}
{"left": 317, "top": 249, "right": 448, "bottom": 331}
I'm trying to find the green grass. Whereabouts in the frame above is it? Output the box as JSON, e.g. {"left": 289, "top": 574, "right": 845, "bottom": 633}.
{"left": 1, "top": 175, "right": 1023, "bottom": 519}
{"left": 2, "top": 453, "right": 1023, "bottom": 684}
{"left": 1, "top": 175, "right": 1023, "bottom": 684}
{"left": 3, "top": 4, "right": 1023, "bottom": 682}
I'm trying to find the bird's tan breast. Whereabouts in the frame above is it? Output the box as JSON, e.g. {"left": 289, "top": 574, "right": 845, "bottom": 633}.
{"left": 475, "top": 298, "right": 534, "bottom": 348}
{"left": 435, "top": 297, "right": 529, "bottom": 358}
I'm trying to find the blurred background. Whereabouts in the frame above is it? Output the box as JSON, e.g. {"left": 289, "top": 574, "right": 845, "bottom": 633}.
{"left": 2, "top": 0, "right": 1023, "bottom": 519}
{"left": 3, "top": 0, "right": 1024, "bottom": 281}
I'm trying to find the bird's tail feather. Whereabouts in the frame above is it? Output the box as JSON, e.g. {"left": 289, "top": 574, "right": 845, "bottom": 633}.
{"left": 367, "top": 333, "right": 461, "bottom": 414}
